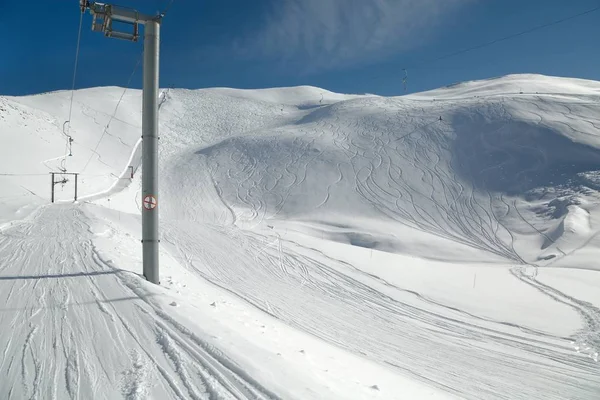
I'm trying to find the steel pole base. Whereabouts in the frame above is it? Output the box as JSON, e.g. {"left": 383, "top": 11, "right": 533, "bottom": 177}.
{"left": 142, "top": 239, "right": 160, "bottom": 284}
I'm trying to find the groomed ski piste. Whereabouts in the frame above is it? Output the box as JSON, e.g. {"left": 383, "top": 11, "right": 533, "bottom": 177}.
{"left": 1, "top": 74, "right": 599, "bottom": 399}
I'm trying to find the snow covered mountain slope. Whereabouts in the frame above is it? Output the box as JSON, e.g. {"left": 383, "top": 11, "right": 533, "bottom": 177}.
{"left": 1, "top": 74, "right": 600, "bottom": 399}
{"left": 159, "top": 75, "right": 600, "bottom": 266}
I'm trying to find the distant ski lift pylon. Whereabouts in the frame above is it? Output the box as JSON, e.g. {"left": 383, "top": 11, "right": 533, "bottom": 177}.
{"left": 82, "top": 1, "right": 141, "bottom": 42}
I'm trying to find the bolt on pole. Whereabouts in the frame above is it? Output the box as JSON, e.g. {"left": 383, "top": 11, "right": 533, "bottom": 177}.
{"left": 81, "top": 1, "right": 162, "bottom": 284}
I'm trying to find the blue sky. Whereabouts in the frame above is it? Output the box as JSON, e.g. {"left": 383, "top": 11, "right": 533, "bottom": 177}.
{"left": 1, "top": 0, "right": 599, "bottom": 96}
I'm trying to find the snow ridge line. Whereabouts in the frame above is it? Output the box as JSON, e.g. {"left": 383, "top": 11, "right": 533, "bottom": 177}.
{"left": 75, "top": 137, "right": 142, "bottom": 203}
{"left": 77, "top": 88, "right": 173, "bottom": 204}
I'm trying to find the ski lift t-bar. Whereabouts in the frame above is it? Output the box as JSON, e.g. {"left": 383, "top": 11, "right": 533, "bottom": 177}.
{"left": 80, "top": 0, "right": 162, "bottom": 285}
{"left": 79, "top": 1, "right": 161, "bottom": 42}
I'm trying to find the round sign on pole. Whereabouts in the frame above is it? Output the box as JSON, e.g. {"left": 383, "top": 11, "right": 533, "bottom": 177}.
{"left": 143, "top": 195, "right": 157, "bottom": 211}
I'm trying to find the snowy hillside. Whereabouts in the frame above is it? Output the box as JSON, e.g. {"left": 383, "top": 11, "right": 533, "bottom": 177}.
{"left": 1, "top": 74, "right": 600, "bottom": 399}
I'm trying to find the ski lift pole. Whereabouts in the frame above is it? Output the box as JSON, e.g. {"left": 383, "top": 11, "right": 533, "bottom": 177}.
{"left": 49, "top": 172, "right": 79, "bottom": 202}
{"left": 141, "top": 18, "right": 160, "bottom": 285}
{"left": 51, "top": 173, "right": 55, "bottom": 203}
{"left": 81, "top": 1, "right": 162, "bottom": 284}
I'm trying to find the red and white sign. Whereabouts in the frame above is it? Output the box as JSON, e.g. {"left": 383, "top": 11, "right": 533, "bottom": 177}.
{"left": 143, "top": 195, "right": 157, "bottom": 211}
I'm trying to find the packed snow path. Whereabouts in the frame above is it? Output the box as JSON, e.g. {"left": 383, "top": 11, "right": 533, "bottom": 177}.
{"left": 0, "top": 205, "right": 276, "bottom": 400}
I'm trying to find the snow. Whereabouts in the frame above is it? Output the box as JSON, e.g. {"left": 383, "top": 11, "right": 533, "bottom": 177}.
{"left": 1, "top": 73, "right": 600, "bottom": 399}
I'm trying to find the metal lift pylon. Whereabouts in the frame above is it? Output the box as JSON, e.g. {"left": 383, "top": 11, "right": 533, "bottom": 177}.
{"left": 80, "top": 1, "right": 161, "bottom": 284}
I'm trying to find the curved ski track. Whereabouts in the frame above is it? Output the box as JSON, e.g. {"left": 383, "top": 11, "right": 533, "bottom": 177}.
{"left": 211, "top": 98, "right": 526, "bottom": 262}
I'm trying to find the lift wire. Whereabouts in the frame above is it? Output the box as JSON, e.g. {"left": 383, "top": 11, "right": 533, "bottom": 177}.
{"left": 81, "top": 52, "right": 143, "bottom": 173}
{"left": 401, "top": 5, "right": 600, "bottom": 88}
{"left": 160, "top": 0, "right": 175, "bottom": 17}
{"left": 68, "top": 10, "right": 85, "bottom": 132}
{"left": 0, "top": 173, "right": 108, "bottom": 177}
{"left": 0, "top": 173, "right": 50, "bottom": 177}
{"left": 59, "top": 9, "right": 86, "bottom": 174}
{"left": 19, "top": 186, "right": 45, "bottom": 200}
{"left": 60, "top": 127, "right": 71, "bottom": 172}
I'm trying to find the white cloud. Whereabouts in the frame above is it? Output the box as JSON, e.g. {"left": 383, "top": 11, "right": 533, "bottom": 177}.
{"left": 236, "top": 0, "right": 474, "bottom": 71}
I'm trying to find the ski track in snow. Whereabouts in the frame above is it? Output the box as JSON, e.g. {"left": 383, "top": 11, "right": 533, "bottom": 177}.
{"left": 191, "top": 98, "right": 527, "bottom": 262}
{"left": 164, "top": 220, "right": 600, "bottom": 400}
{"left": 512, "top": 266, "right": 600, "bottom": 364}
{"left": 0, "top": 205, "right": 277, "bottom": 400}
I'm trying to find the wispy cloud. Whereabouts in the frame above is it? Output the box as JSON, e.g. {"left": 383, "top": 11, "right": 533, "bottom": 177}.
{"left": 235, "top": 0, "right": 474, "bottom": 72}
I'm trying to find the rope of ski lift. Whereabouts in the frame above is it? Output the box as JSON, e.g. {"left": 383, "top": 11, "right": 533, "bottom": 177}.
{"left": 81, "top": 52, "right": 143, "bottom": 174}
{"left": 400, "top": 5, "right": 600, "bottom": 91}
{"left": 160, "top": 0, "right": 175, "bottom": 17}
{"left": 61, "top": 7, "right": 85, "bottom": 173}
